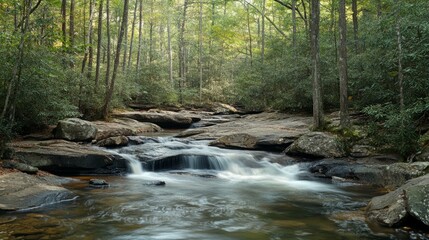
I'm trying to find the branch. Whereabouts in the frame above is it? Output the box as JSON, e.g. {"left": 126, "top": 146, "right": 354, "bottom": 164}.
{"left": 242, "top": 0, "right": 287, "bottom": 39}
{"left": 16, "top": 0, "right": 43, "bottom": 29}
{"left": 273, "top": 0, "right": 306, "bottom": 23}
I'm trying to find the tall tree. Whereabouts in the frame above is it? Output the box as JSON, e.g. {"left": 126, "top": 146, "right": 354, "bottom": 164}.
{"left": 395, "top": 0, "right": 404, "bottom": 111}
{"left": 178, "top": 0, "right": 189, "bottom": 103}
{"left": 105, "top": 0, "right": 111, "bottom": 87}
{"left": 352, "top": 0, "right": 359, "bottom": 53}
{"left": 292, "top": 0, "right": 297, "bottom": 48}
{"left": 102, "top": 0, "right": 130, "bottom": 119}
{"left": 167, "top": 0, "right": 173, "bottom": 84}
{"left": 338, "top": 0, "right": 349, "bottom": 127}
{"left": 69, "top": 0, "right": 75, "bottom": 49}
{"left": 310, "top": 0, "right": 323, "bottom": 128}
{"left": 198, "top": 0, "right": 203, "bottom": 102}
{"left": 128, "top": 0, "right": 139, "bottom": 68}
{"left": 261, "top": 0, "right": 265, "bottom": 64}
{"left": 61, "top": 0, "right": 67, "bottom": 46}
{"left": 136, "top": 0, "right": 143, "bottom": 72}
{"left": 94, "top": 0, "right": 103, "bottom": 91}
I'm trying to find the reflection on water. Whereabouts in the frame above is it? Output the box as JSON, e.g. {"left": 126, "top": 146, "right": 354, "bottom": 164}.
{"left": 0, "top": 138, "right": 418, "bottom": 240}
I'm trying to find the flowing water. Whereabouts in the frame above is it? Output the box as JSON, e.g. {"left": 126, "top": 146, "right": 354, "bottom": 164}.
{"left": 0, "top": 137, "right": 420, "bottom": 239}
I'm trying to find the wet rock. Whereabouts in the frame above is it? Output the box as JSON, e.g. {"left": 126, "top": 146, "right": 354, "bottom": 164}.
{"left": 0, "top": 172, "right": 76, "bottom": 211}
{"left": 415, "top": 146, "right": 429, "bottom": 162}
{"left": 211, "top": 103, "right": 240, "bottom": 115}
{"left": 89, "top": 179, "right": 109, "bottom": 187}
{"left": 366, "top": 174, "right": 429, "bottom": 228}
{"left": 210, "top": 133, "right": 258, "bottom": 149}
{"left": 12, "top": 140, "right": 126, "bottom": 175}
{"left": 176, "top": 129, "right": 207, "bottom": 138}
{"left": 169, "top": 170, "right": 217, "bottom": 178}
{"left": 96, "top": 136, "right": 129, "bottom": 148}
{"left": 93, "top": 118, "right": 162, "bottom": 140}
{"left": 285, "top": 132, "right": 347, "bottom": 158}
{"left": 142, "top": 180, "right": 166, "bottom": 186}
{"left": 54, "top": 118, "right": 97, "bottom": 142}
{"left": 113, "top": 110, "right": 198, "bottom": 129}
{"left": 2, "top": 160, "right": 38, "bottom": 174}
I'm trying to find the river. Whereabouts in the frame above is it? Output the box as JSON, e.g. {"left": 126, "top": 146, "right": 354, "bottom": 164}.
{"left": 0, "top": 136, "right": 418, "bottom": 239}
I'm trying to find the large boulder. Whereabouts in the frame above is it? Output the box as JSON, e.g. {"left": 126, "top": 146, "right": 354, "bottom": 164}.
{"left": 113, "top": 111, "right": 199, "bottom": 129}
{"left": 93, "top": 118, "right": 162, "bottom": 140}
{"left": 366, "top": 174, "right": 429, "bottom": 228}
{"left": 12, "top": 140, "right": 126, "bottom": 175}
{"left": 96, "top": 136, "right": 129, "bottom": 148}
{"left": 285, "top": 132, "right": 346, "bottom": 158}
{"left": 0, "top": 172, "right": 76, "bottom": 211}
{"left": 54, "top": 118, "right": 97, "bottom": 142}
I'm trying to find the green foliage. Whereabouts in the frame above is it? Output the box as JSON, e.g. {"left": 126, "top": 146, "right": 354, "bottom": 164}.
{"left": 363, "top": 104, "right": 420, "bottom": 157}
{"left": 0, "top": 119, "right": 14, "bottom": 159}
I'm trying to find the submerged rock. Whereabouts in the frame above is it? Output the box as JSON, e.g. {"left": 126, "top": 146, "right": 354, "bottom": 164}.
{"left": 89, "top": 179, "right": 109, "bottom": 187}
{"left": 0, "top": 172, "right": 76, "bottom": 211}
{"left": 142, "top": 180, "right": 166, "bottom": 186}
{"left": 54, "top": 118, "right": 97, "bottom": 142}
{"left": 285, "top": 132, "right": 347, "bottom": 158}
{"left": 366, "top": 174, "right": 429, "bottom": 228}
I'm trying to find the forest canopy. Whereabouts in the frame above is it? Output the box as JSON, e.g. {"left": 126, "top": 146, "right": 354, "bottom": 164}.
{"left": 0, "top": 0, "right": 428, "bottom": 156}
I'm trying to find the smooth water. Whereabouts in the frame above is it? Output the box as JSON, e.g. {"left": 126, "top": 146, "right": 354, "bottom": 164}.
{"left": 0, "top": 137, "right": 415, "bottom": 239}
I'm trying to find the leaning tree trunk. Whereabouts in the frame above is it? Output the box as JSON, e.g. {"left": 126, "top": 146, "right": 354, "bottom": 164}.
{"left": 102, "top": 0, "right": 129, "bottom": 119}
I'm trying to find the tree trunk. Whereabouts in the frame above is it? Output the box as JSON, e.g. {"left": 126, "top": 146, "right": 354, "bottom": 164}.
{"left": 105, "top": 0, "right": 111, "bottom": 88}
{"left": 69, "top": 0, "right": 75, "bottom": 49}
{"left": 198, "top": 0, "right": 203, "bottom": 102}
{"left": 136, "top": 0, "right": 143, "bottom": 73}
{"left": 338, "top": 0, "right": 349, "bottom": 127}
{"left": 261, "top": 0, "right": 265, "bottom": 64}
{"left": 122, "top": 0, "right": 130, "bottom": 72}
{"left": 87, "top": 0, "right": 95, "bottom": 80}
{"left": 246, "top": 4, "right": 253, "bottom": 65}
{"left": 292, "top": 0, "right": 297, "bottom": 49}
{"left": 149, "top": 0, "right": 154, "bottom": 63}
{"left": 102, "top": 0, "right": 129, "bottom": 119}
{"left": 128, "top": 0, "right": 138, "bottom": 68}
{"left": 167, "top": 2, "right": 173, "bottom": 85}
{"left": 352, "top": 0, "right": 358, "bottom": 54}
{"left": 396, "top": 0, "right": 404, "bottom": 111}
{"left": 94, "top": 0, "right": 103, "bottom": 91}
{"left": 61, "top": 0, "right": 67, "bottom": 46}
{"left": 310, "top": 0, "right": 323, "bottom": 129}
{"left": 178, "top": 0, "right": 189, "bottom": 103}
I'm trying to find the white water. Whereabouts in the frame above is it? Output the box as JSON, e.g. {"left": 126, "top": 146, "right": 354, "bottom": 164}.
{"left": 111, "top": 137, "right": 337, "bottom": 192}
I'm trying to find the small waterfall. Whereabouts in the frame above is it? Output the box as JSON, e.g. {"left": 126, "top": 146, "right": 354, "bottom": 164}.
{"left": 120, "top": 154, "right": 144, "bottom": 174}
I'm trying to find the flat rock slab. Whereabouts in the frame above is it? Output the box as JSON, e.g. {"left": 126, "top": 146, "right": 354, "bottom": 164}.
{"left": 112, "top": 110, "right": 199, "bottom": 129}
{"left": 93, "top": 118, "right": 162, "bottom": 140}
{"left": 0, "top": 172, "right": 76, "bottom": 211}
{"left": 12, "top": 140, "right": 126, "bottom": 175}
{"left": 187, "top": 112, "right": 311, "bottom": 151}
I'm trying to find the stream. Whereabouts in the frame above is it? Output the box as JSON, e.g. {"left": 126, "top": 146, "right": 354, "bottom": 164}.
{"left": 0, "top": 136, "right": 416, "bottom": 239}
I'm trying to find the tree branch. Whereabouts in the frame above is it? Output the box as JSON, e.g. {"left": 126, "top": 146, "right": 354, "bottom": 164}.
{"left": 16, "top": 0, "right": 43, "bottom": 29}
{"left": 273, "top": 0, "right": 306, "bottom": 23}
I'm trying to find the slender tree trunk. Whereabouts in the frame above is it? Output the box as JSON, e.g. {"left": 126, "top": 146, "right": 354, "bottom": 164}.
{"left": 95, "top": 0, "right": 103, "bottom": 91}
{"left": 102, "top": 0, "right": 130, "bottom": 119}
{"left": 261, "top": 0, "right": 265, "bottom": 64}
{"left": 69, "top": 0, "right": 75, "bottom": 48}
{"left": 136, "top": 0, "right": 143, "bottom": 73}
{"left": 292, "top": 0, "right": 297, "bottom": 49}
{"left": 329, "top": 0, "right": 337, "bottom": 61}
{"left": 178, "top": 0, "right": 189, "bottom": 103}
{"left": 352, "top": 0, "right": 359, "bottom": 54}
{"left": 396, "top": 0, "right": 404, "bottom": 111}
{"left": 198, "top": 0, "right": 203, "bottom": 102}
{"left": 149, "top": 0, "right": 154, "bottom": 63}
{"left": 167, "top": 3, "right": 173, "bottom": 85}
{"left": 105, "top": 0, "right": 111, "bottom": 88}
{"left": 338, "top": 0, "right": 349, "bottom": 127}
{"left": 122, "top": 0, "right": 129, "bottom": 72}
{"left": 246, "top": 4, "right": 253, "bottom": 65}
{"left": 61, "top": 0, "right": 67, "bottom": 46}
{"left": 128, "top": 0, "right": 138, "bottom": 68}
{"left": 310, "top": 0, "right": 323, "bottom": 129}
{"left": 88, "top": 0, "right": 95, "bottom": 79}
{"left": 302, "top": 0, "right": 309, "bottom": 37}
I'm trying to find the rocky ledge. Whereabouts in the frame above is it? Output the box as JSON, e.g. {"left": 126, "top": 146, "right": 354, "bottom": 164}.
{"left": 0, "top": 172, "right": 76, "bottom": 211}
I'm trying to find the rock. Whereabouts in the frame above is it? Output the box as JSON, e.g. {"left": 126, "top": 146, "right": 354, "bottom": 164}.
{"left": 0, "top": 172, "right": 76, "bottom": 211}
{"left": 176, "top": 129, "right": 207, "bottom": 138}
{"left": 112, "top": 111, "right": 198, "bottom": 129}
{"left": 285, "top": 132, "right": 346, "bottom": 158}
{"left": 350, "top": 144, "right": 375, "bottom": 158}
{"left": 89, "top": 179, "right": 109, "bottom": 187}
{"left": 366, "top": 174, "right": 429, "bottom": 228}
{"left": 96, "top": 136, "right": 129, "bottom": 148}
{"left": 415, "top": 146, "right": 429, "bottom": 162}
{"left": 54, "top": 118, "right": 97, "bottom": 142}
{"left": 142, "top": 180, "right": 166, "bottom": 186}
{"left": 2, "top": 160, "right": 38, "bottom": 174}
{"left": 12, "top": 140, "right": 126, "bottom": 175}
{"left": 93, "top": 118, "right": 162, "bottom": 140}
{"left": 210, "top": 133, "right": 258, "bottom": 149}
{"left": 211, "top": 103, "right": 239, "bottom": 115}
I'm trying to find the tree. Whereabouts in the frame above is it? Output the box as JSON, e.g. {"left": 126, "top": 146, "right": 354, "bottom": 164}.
{"left": 310, "top": 0, "right": 323, "bottom": 128}
{"left": 338, "top": 0, "right": 349, "bottom": 127}
{"left": 94, "top": 0, "right": 104, "bottom": 91}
